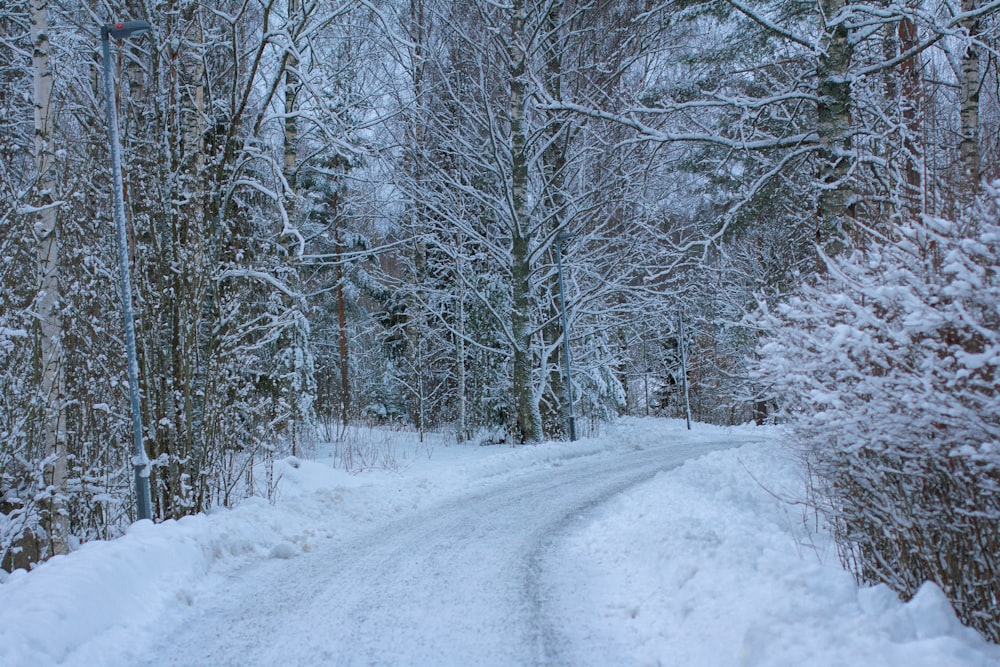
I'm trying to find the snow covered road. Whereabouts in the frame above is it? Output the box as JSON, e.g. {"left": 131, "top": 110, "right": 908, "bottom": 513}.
{"left": 5, "top": 419, "right": 999, "bottom": 666}
{"left": 128, "top": 439, "right": 731, "bottom": 667}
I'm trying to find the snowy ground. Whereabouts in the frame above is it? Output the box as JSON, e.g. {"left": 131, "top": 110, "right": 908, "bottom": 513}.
{"left": 1, "top": 418, "right": 997, "bottom": 666}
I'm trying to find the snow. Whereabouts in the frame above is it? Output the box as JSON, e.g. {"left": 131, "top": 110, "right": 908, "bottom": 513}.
{"left": 0, "top": 327, "right": 27, "bottom": 357}
{"left": 544, "top": 433, "right": 1000, "bottom": 666}
{"left": 0, "top": 418, "right": 997, "bottom": 666}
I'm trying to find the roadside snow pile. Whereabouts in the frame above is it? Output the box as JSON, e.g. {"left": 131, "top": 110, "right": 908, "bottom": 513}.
{"left": 0, "top": 460, "right": 372, "bottom": 667}
{"left": 547, "top": 438, "right": 1000, "bottom": 667}
{"left": 0, "top": 498, "right": 340, "bottom": 666}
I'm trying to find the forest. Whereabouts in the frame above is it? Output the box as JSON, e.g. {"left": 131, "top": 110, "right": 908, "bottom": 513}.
{"left": 2, "top": 0, "right": 999, "bottom": 642}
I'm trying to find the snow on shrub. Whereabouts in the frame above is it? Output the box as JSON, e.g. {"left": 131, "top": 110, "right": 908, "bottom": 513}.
{"left": 756, "top": 184, "right": 1000, "bottom": 642}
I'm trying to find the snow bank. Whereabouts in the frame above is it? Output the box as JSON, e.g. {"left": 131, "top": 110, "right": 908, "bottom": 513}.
{"left": 0, "top": 459, "right": 371, "bottom": 666}
{"left": 0, "top": 500, "right": 331, "bottom": 665}
{"left": 548, "top": 437, "right": 1000, "bottom": 666}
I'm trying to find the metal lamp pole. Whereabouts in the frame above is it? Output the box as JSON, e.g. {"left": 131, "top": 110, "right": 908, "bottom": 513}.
{"left": 101, "top": 20, "right": 153, "bottom": 521}
{"left": 556, "top": 232, "right": 576, "bottom": 441}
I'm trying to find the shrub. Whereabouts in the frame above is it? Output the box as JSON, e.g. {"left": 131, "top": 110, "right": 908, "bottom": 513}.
{"left": 756, "top": 185, "right": 1000, "bottom": 641}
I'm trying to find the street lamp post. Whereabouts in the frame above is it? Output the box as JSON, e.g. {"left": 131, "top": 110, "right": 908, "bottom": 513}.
{"left": 556, "top": 232, "right": 576, "bottom": 441}
{"left": 101, "top": 20, "right": 153, "bottom": 521}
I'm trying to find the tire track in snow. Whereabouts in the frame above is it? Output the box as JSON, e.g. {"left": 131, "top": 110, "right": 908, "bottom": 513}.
{"left": 522, "top": 461, "right": 683, "bottom": 666}
{"left": 125, "top": 440, "right": 737, "bottom": 666}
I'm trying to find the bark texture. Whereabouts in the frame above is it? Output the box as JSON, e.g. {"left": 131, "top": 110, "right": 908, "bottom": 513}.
{"left": 31, "top": 0, "right": 67, "bottom": 556}
{"left": 815, "top": 0, "right": 854, "bottom": 256}
{"left": 959, "top": 0, "right": 981, "bottom": 195}
{"left": 509, "top": 0, "right": 539, "bottom": 443}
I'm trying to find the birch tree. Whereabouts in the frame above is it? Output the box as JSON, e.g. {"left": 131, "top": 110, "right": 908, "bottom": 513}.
{"left": 958, "top": 0, "right": 982, "bottom": 194}
{"left": 30, "top": 0, "right": 68, "bottom": 555}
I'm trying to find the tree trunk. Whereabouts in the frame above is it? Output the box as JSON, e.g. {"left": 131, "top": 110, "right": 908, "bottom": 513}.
{"left": 333, "top": 194, "right": 350, "bottom": 431}
{"left": 959, "top": 0, "right": 981, "bottom": 196}
{"left": 540, "top": 0, "right": 571, "bottom": 440}
{"left": 455, "top": 252, "right": 467, "bottom": 443}
{"left": 881, "top": 10, "right": 923, "bottom": 222}
{"left": 897, "top": 17, "right": 923, "bottom": 219}
{"left": 31, "top": 0, "right": 67, "bottom": 556}
{"left": 281, "top": 0, "right": 308, "bottom": 455}
{"left": 509, "top": 0, "right": 539, "bottom": 443}
{"left": 284, "top": 0, "right": 300, "bottom": 190}
{"left": 815, "top": 0, "right": 853, "bottom": 256}
{"left": 678, "top": 311, "right": 692, "bottom": 430}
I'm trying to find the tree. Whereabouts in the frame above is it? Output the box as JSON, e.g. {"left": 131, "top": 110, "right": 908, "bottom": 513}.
{"left": 959, "top": 0, "right": 982, "bottom": 195}
{"left": 30, "top": 0, "right": 67, "bottom": 556}
{"left": 388, "top": 0, "right": 658, "bottom": 442}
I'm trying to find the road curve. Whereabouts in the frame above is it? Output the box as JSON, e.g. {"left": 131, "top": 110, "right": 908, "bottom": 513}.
{"left": 130, "top": 439, "right": 733, "bottom": 667}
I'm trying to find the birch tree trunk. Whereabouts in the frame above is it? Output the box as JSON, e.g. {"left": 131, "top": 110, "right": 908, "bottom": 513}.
{"left": 281, "top": 0, "right": 308, "bottom": 455}
{"left": 898, "top": 16, "right": 923, "bottom": 219}
{"left": 509, "top": 0, "right": 539, "bottom": 443}
{"left": 959, "top": 0, "right": 981, "bottom": 196}
{"left": 815, "top": 0, "right": 853, "bottom": 256}
{"left": 540, "top": 0, "right": 570, "bottom": 440}
{"left": 284, "top": 0, "right": 300, "bottom": 190}
{"left": 31, "top": 0, "right": 67, "bottom": 555}
{"left": 333, "top": 193, "right": 350, "bottom": 431}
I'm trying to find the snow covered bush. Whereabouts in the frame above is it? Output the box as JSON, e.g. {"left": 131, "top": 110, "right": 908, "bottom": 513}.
{"left": 756, "top": 185, "right": 1000, "bottom": 642}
